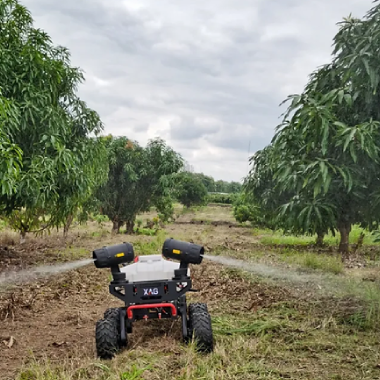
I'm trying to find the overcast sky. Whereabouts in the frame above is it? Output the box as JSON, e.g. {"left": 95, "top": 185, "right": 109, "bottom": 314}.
{"left": 20, "top": 0, "right": 373, "bottom": 182}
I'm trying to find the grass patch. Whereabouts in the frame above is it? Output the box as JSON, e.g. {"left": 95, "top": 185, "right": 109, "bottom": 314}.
{"left": 131, "top": 230, "right": 168, "bottom": 255}
{"left": 16, "top": 356, "right": 155, "bottom": 380}
{"left": 260, "top": 234, "right": 314, "bottom": 246}
{"left": 213, "top": 315, "right": 284, "bottom": 337}
{"left": 338, "top": 281, "right": 380, "bottom": 331}
{"left": 56, "top": 246, "right": 89, "bottom": 261}
{"left": 257, "top": 248, "right": 345, "bottom": 275}
{"left": 258, "top": 224, "right": 380, "bottom": 247}
{"left": 297, "top": 253, "right": 344, "bottom": 274}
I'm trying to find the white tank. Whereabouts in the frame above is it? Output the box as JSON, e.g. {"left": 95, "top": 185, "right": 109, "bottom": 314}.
{"left": 119, "top": 254, "right": 190, "bottom": 282}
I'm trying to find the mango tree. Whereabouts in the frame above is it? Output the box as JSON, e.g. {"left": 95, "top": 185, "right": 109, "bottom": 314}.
{"left": 51, "top": 137, "right": 109, "bottom": 237}
{"left": 0, "top": 94, "right": 22, "bottom": 197}
{"left": 245, "top": 3, "right": 380, "bottom": 255}
{"left": 97, "top": 136, "right": 183, "bottom": 234}
{"left": 175, "top": 172, "right": 208, "bottom": 208}
{"left": 0, "top": 0, "right": 105, "bottom": 240}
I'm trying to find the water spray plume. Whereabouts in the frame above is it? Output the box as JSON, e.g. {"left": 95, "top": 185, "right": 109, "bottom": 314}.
{"left": 201, "top": 254, "right": 332, "bottom": 285}
{"left": 0, "top": 258, "right": 95, "bottom": 287}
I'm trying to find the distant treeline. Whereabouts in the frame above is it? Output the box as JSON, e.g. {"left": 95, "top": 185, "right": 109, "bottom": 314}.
{"left": 190, "top": 173, "right": 242, "bottom": 194}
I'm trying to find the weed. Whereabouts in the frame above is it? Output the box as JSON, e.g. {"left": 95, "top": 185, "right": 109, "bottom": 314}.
{"left": 120, "top": 364, "right": 152, "bottom": 380}
{"left": 212, "top": 315, "right": 284, "bottom": 337}
{"left": 0, "top": 218, "right": 8, "bottom": 231}
{"left": 134, "top": 227, "right": 158, "bottom": 236}
{"left": 301, "top": 253, "right": 344, "bottom": 274}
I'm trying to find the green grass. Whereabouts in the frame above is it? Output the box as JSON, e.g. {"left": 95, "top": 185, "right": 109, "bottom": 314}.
{"left": 334, "top": 280, "right": 380, "bottom": 331}
{"left": 257, "top": 224, "right": 380, "bottom": 247}
{"left": 0, "top": 218, "right": 7, "bottom": 231}
{"left": 278, "top": 250, "right": 344, "bottom": 274}
{"left": 212, "top": 315, "right": 285, "bottom": 337}
{"left": 302, "top": 253, "right": 344, "bottom": 274}
{"left": 259, "top": 233, "right": 314, "bottom": 246}
{"left": 56, "top": 247, "right": 89, "bottom": 261}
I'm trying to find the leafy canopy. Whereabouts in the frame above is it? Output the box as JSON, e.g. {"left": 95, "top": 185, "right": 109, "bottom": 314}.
{"left": 97, "top": 136, "right": 183, "bottom": 232}
{"left": 244, "top": 1, "right": 380, "bottom": 251}
{"left": 175, "top": 172, "right": 208, "bottom": 208}
{"left": 0, "top": 0, "right": 107, "bottom": 233}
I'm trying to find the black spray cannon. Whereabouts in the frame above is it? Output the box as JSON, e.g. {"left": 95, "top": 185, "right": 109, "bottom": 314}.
{"left": 162, "top": 238, "right": 204, "bottom": 265}
{"left": 93, "top": 242, "right": 134, "bottom": 283}
{"left": 162, "top": 238, "right": 204, "bottom": 279}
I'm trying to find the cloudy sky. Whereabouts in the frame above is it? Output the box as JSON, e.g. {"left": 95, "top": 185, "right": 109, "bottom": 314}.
{"left": 21, "top": 0, "right": 373, "bottom": 182}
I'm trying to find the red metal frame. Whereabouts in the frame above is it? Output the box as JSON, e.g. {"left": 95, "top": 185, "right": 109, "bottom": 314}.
{"left": 126, "top": 303, "right": 177, "bottom": 319}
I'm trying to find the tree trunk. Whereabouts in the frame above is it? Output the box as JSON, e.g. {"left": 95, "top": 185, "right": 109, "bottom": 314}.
{"left": 20, "top": 230, "right": 26, "bottom": 244}
{"left": 112, "top": 220, "right": 122, "bottom": 234}
{"left": 315, "top": 232, "right": 325, "bottom": 247}
{"left": 125, "top": 220, "right": 135, "bottom": 234}
{"left": 352, "top": 232, "right": 365, "bottom": 254}
{"left": 338, "top": 222, "right": 351, "bottom": 257}
{"left": 63, "top": 213, "right": 74, "bottom": 239}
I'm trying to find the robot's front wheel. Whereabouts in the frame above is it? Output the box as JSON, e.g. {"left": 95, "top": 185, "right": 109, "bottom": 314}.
{"left": 95, "top": 317, "right": 120, "bottom": 359}
{"left": 186, "top": 302, "right": 214, "bottom": 353}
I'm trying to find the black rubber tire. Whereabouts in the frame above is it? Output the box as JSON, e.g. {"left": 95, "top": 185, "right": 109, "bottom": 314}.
{"left": 189, "top": 303, "right": 208, "bottom": 314}
{"left": 95, "top": 318, "right": 120, "bottom": 359}
{"left": 104, "top": 307, "right": 120, "bottom": 320}
{"left": 104, "top": 307, "right": 129, "bottom": 348}
{"left": 186, "top": 303, "right": 208, "bottom": 342}
{"left": 188, "top": 303, "right": 214, "bottom": 353}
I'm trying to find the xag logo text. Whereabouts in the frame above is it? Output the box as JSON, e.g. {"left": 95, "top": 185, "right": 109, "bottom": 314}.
{"left": 143, "top": 288, "right": 159, "bottom": 296}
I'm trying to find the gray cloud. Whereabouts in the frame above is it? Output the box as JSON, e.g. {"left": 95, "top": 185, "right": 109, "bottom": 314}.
{"left": 20, "top": 0, "right": 373, "bottom": 181}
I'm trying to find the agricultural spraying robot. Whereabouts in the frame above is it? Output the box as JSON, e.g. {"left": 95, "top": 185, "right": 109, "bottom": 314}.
{"left": 92, "top": 238, "right": 214, "bottom": 359}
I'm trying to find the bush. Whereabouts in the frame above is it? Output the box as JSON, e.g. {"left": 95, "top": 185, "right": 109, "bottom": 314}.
{"left": 207, "top": 193, "right": 238, "bottom": 205}
{"left": 176, "top": 173, "right": 208, "bottom": 208}
{"left": 232, "top": 193, "right": 278, "bottom": 229}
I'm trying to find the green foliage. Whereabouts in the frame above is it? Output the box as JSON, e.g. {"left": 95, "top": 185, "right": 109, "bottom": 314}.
{"left": 153, "top": 196, "right": 175, "bottom": 222}
{"left": 193, "top": 173, "right": 216, "bottom": 192}
{"left": 244, "top": 3, "right": 380, "bottom": 253}
{"left": 0, "top": 217, "right": 8, "bottom": 231}
{"left": 232, "top": 193, "right": 278, "bottom": 230}
{"left": 97, "top": 136, "right": 183, "bottom": 233}
{"left": 0, "top": 95, "right": 23, "bottom": 196}
{"left": 175, "top": 172, "right": 208, "bottom": 208}
{"left": 213, "top": 179, "right": 242, "bottom": 193}
{"left": 232, "top": 193, "right": 256, "bottom": 224}
{"left": 207, "top": 192, "right": 238, "bottom": 205}
{"left": 134, "top": 227, "right": 157, "bottom": 236}
{"left": 93, "top": 213, "right": 109, "bottom": 225}
{"left": 0, "top": 0, "right": 107, "bottom": 236}
{"left": 186, "top": 172, "right": 242, "bottom": 193}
